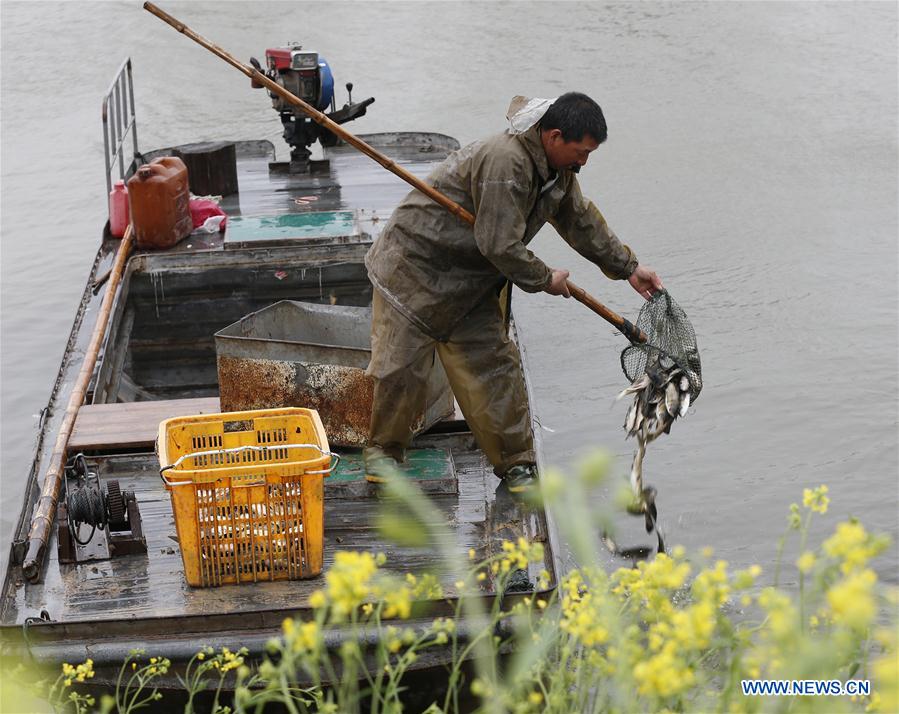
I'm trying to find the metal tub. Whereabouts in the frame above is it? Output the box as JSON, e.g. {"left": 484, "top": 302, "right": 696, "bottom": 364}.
{"left": 215, "top": 300, "right": 454, "bottom": 447}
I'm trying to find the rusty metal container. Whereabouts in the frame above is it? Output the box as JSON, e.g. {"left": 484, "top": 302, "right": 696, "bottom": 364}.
{"left": 214, "top": 301, "right": 454, "bottom": 447}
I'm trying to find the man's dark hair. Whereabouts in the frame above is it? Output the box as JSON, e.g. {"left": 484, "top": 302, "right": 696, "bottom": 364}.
{"left": 540, "top": 92, "right": 607, "bottom": 144}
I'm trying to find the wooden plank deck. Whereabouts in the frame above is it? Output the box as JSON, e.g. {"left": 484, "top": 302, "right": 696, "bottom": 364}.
{"left": 70, "top": 397, "right": 221, "bottom": 451}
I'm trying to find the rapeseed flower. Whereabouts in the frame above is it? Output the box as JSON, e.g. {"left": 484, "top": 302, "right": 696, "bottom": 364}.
{"left": 692, "top": 560, "right": 730, "bottom": 608}
{"left": 560, "top": 589, "right": 610, "bottom": 647}
{"left": 320, "top": 551, "right": 380, "bottom": 620}
{"left": 872, "top": 649, "right": 899, "bottom": 713}
{"left": 826, "top": 568, "right": 878, "bottom": 631}
{"left": 380, "top": 585, "right": 412, "bottom": 619}
{"left": 498, "top": 537, "right": 544, "bottom": 574}
{"left": 823, "top": 520, "right": 889, "bottom": 574}
{"left": 797, "top": 551, "right": 816, "bottom": 573}
{"left": 671, "top": 600, "right": 716, "bottom": 650}
{"left": 733, "top": 564, "right": 762, "bottom": 590}
{"left": 61, "top": 659, "right": 94, "bottom": 685}
{"left": 283, "top": 618, "right": 320, "bottom": 654}
{"left": 758, "top": 587, "right": 797, "bottom": 641}
{"left": 633, "top": 641, "right": 696, "bottom": 698}
{"left": 803, "top": 484, "right": 830, "bottom": 514}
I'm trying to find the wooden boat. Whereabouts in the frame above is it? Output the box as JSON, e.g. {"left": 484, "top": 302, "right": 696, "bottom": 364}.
{"left": 0, "top": 58, "right": 561, "bottom": 689}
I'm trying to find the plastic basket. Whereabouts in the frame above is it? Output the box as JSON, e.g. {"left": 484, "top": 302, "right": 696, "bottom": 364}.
{"left": 157, "top": 408, "right": 338, "bottom": 587}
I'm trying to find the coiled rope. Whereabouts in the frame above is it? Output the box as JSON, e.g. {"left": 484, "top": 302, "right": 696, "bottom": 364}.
{"left": 65, "top": 454, "right": 106, "bottom": 545}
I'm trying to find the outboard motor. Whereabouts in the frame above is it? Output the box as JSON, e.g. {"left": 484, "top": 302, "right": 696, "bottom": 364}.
{"left": 251, "top": 44, "right": 375, "bottom": 173}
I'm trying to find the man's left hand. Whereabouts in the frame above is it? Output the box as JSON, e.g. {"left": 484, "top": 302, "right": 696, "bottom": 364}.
{"left": 628, "top": 265, "right": 663, "bottom": 300}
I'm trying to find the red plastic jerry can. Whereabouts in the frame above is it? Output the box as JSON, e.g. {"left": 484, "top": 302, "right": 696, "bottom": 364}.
{"left": 109, "top": 180, "right": 129, "bottom": 239}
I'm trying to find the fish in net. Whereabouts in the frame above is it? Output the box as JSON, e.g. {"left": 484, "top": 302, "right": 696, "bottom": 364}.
{"left": 611, "top": 290, "right": 702, "bottom": 550}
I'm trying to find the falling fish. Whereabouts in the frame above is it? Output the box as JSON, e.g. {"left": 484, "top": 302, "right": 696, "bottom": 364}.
{"left": 617, "top": 359, "right": 692, "bottom": 531}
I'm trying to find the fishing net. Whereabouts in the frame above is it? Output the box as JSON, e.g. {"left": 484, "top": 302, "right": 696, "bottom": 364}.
{"left": 620, "top": 290, "right": 703, "bottom": 403}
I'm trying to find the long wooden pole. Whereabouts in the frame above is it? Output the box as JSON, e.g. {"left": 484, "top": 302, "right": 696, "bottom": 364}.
{"left": 22, "top": 227, "right": 134, "bottom": 582}
{"left": 142, "top": 2, "right": 646, "bottom": 344}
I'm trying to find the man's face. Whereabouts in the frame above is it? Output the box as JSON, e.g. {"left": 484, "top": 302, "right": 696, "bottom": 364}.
{"left": 541, "top": 129, "right": 600, "bottom": 173}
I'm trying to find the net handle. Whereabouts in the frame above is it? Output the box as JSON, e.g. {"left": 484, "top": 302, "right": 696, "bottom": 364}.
{"left": 159, "top": 443, "right": 340, "bottom": 487}
{"left": 567, "top": 280, "right": 647, "bottom": 344}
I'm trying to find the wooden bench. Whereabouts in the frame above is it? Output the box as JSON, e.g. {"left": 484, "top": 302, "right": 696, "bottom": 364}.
{"left": 69, "top": 397, "right": 221, "bottom": 451}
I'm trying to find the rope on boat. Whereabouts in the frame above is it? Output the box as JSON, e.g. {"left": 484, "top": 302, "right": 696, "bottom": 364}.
{"left": 64, "top": 454, "right": 107, "bottom": 545}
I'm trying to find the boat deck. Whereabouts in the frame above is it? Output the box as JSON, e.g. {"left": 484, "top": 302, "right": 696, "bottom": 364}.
{"left": 4, "top": 431, "right": 546, "bottom": 626}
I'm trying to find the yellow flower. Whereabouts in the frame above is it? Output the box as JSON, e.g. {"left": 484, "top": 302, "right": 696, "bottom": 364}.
{"left": 827, "top": 569, "right": 877, "bottom": 631}
{"left": 803, "top": 484, "right": 830, "bottom": 514}
{"left": 823, "top": 520, "right": 889, "bottom": 574}
{"left": 796, "top": 551, "right": 816, "bottom": 574}
{"left": 320, "top": 551, "right": 381, "bottom": 620}
{"left": 387, "top": 637, "right": 402, "bottom": 654}
{"left": 670, "top": 600, "right": 716, "bottom": 650}
{"left": 497, "top": 537, "right": 544, "bottom": 574}
{"left": 733, "top": 565, "right": 762, "bottom": 589}
{"left": 380, "top": 585, "right": 412, "bottom": 619}
{"left": 559, "top": 584, "right": 610, "bottom": 648}
{"left": 758, "top": 587, "right": 797, "bottom": 640}
{"left": 528, "top": 691, "right": 543, "bottom": 705}
{"left": 692, "top": 560, "right": 731, "bottom": 608}
{"left": 633, "top": 642, "right": 696, "bottom": 698}
{"left": 283, "top": 617, "right": 320, "bottom": 653}
{"left": 873, "top": 650, "right": 899, "bottom": 713}
{"left": 309, "top": 590, "right": 327, "bottom": 609}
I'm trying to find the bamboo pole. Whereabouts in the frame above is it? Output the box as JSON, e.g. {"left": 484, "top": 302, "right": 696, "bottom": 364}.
{"left": 22, "top": 227, "right": 134, "bottom": 582}
{"left": 143, "top": 2, "right": 646, "bottom": 344}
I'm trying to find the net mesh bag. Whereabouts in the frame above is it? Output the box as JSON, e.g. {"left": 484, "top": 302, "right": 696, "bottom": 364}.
{"left": 620, "top": 290, "right": 703, "bottom": 402}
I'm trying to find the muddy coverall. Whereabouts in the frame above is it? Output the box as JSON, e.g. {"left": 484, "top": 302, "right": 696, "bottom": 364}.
{"left": 364, "top": 121, "right": 638, "bottom": 475}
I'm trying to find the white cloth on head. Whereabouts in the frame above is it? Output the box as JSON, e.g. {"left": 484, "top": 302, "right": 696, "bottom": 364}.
{"left": 506, "top": 96, "right": 557, "bottom": 134}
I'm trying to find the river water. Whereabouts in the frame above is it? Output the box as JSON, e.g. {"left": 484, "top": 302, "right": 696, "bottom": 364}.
{"left": 2, "top": 2, "right": 896, "bottom": 586}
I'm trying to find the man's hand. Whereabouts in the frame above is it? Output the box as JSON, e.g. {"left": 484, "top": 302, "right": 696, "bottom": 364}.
{"left": 628, "top": 264, "right": 663, "bottom": 300}
{"left": 544, "top": 268, "right": 571, "bottom": 298}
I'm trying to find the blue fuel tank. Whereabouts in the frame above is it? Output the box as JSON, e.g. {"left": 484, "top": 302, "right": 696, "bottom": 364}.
{"left": 317, "top": 56, "right": 334, "bottom": 110}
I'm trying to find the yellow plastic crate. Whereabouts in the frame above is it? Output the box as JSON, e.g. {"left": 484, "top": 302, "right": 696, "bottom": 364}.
{"left": 157, "top": 408, "right": 337, "bottom": 587}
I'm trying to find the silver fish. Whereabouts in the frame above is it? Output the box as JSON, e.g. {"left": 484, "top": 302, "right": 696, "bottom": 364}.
{"left": 679, "top": 391, "right": 691, "bottom": 417}
{"left": 665, "top": 381, "right": 680, "bottom": 418}
{"left": 619, "top": 362, "right": 693, "bottom": 524}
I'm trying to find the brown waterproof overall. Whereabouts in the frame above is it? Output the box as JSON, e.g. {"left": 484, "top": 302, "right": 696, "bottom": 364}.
{"left": 364, "top": 117, "right": 638, "bottom": 475}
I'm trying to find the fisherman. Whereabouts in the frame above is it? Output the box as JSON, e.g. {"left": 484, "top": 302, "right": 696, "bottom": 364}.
{"left": 363, "top": 92, "right": 663, "bottom": 492}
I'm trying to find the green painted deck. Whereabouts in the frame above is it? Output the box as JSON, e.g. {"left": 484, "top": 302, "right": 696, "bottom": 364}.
{"left": 225, "top": 211, "right": 358, "bottom": 245}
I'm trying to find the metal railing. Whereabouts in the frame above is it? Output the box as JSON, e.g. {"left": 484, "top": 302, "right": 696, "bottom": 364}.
{"left": 102, "top": 58, "right": 140, "bottom": 198}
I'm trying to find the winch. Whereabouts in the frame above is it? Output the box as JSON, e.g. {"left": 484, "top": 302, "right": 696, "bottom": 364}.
{"left": 56, "top": 454, "right": 147, "bottom": 564}
{"left": 250, "top": 44, "right": 375, "bottom": 173}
